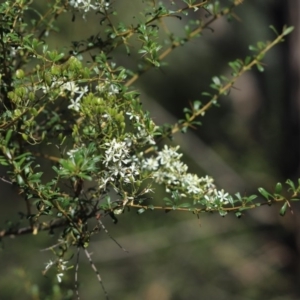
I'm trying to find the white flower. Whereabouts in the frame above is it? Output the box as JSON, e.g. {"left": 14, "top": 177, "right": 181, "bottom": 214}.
{"left": 57, "top": 273, "right": 64, "bottom": 283}
{"left": 97, "top": 0, "right": 110, "bottom": 13}
{"left": 168, "top": 160, "right": 188, "bottom": 174}
{"left": 143, "top": 157, "right": 159, "bottom": 171}
{"left": 96, "top": 80, "right": 119, "bottom": 95}
{"left": 96, "top": 82, "right": 106, "bottom": 92}
{"left": 201, "top": 175, "right": 215, "bottom": 189}
{"left": 153, "top": 170, "right": 167, "bottom": 184}
{"left": 68, "top": 97, "right": 81, "bottom": 111}
{"left": 10, "top": 46, "right": 22, "bottom": 57}
{"left": 126, "top": 112, "right": 140, "bottom": 122}
{"left": 107, "top": 162, "right": 125, "bottom": 177}
{"left": 69, "top": 0, "right": 98, "bottom": 12}
{"left": 124, "top": 137, "right": 133, "bottom": 147}
{"left": 182, "top": 173, "right": 202, "bottom": 194}
{"left": 125, "top": 163, "right": 139, "bottom": 176}
{"left": 157, "top": 145, "right": 182, "bottom": 166}
{"left": 76, "top": 85, "right": 88, "bottom": 99}
{"left": 108, "top": 84, "right": 119, "bottom": 96}
{"left": 69, "top": 0, "right": 109, "bottom": 19}
{"left": 41, "top": 77, "right": 62, "bottom": 94}
{"left": 62, "top": 81, "right": 79, "bottom": 96}
{"left": 217, "top": 189, "right": 229, "bottom": 203}
{"left": 67, "top": 85, "right": 88, "bottom": 111}
{"left": 45, "top": 260, "right": 54, "bottom": 271}
{"left": 103, "top": 139, "right": 129, "bottom": 166}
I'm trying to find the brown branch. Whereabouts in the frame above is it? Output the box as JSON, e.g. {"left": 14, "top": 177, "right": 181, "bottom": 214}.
{"left": 125, "top": 0, "right": 243, "bottom": 87}
{"left": 127, "top": 201, "right": 274, "bottom": 214}
{"left": 0, "top": 218, "right": 67, "bottom": 238}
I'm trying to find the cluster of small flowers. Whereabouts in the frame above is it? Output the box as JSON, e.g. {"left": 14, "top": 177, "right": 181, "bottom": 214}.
{"left": 44, "top": 258, "right": 69, "bottom": 283}
{"left": 41, "top": 78, "right": 88, "bottom": 111}
{"left": 126, "top": 112, "right": 156, "bottom": 145}
{"left": 96, "top": 80, "right": 119, "bottom": 96}
{"left": 136, "top": 127, "right": 156, "bottom": 145}
{"left": 142, "top": 145, "right": 232, "bottom": 206}
{"left": 204, "top": 189, "right": 233, "bottom": 208}
{"left": 101, "top": 138, "right": 140, "bottom": 189}
{"left": 69, "top": 0, "right": 110, "bottom": 17}
{"left": 64, "top": 82, "right": 88, "bottom": 111}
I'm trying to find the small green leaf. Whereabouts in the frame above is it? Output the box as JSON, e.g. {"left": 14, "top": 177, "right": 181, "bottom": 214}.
{"left": 42, "top": 200, "right": 54, "bottom": 207}
{"left": 201, "top": 92, "right": 212, "bottom": 97}
{"left": 245, "top": 194, "right": 257, "bottom": 202}
{"left": 212, "top": 76, "right": 221, "bottom": 85}
{"left": 78, "top": 173, "right": 92, "bottom": 181}
{"left": 249, "top": 45, "right": 257, "bottom": 51}
{"left": 0, "top": 156, "right": 9, "bottom": 166}
{"left": 137, "top": 208, "right": 146, "bottom": 214}
{"left": 235, "top": 192, "right": 242, "bottom": 201}
{"left": 5, "top": 129, "right": 13, "bottom": 146}
{"left": 256, "top": 63, "right": 264, "bottom": 72}
{"left": 17, "top": 174, "right": 24, "bottom": 186}
{"left": 28, "top": 172, "right": 43, "bottom": 182}
{"left": 244, "top": 56, "right": 251, "bottom": 65}
{"left": 193, "top": 100, "right": 201, "bottom": 110}
{"left": 275, "top": 182, "right": 282, "bottom": 194}
{"left": 22, "top": 133, "right": 28, "bottom": 141}
{"left": 235, "top": 211, "right": 242, "bottom": 218}
{"left": 183, "top": 107, "right": 192, "bottom": 113}
{"left": 178, "top": 203, "right": 191, "bottom": 208}
{"left": 219, "top": 210, "right": 227, "bottom": 217}
{"left": 239, "top": 206, "right": 253, "bottom": 211}
{"left": 258, "top": 187, "right": 272, "bottom": 199}
{"left": 180, "top": 126, "right": 188, "bottom": 133}
{"left": 279, "top": 202, "right": 288, "bottom": 216}
{"left": 282, "top": 25, "right": 294, "bottom": 36}
{"left": 269, "top": 25, "right": 279, "bottom": 36}
{"left": 286, "top": 179, "right": 295, "bottom": 191}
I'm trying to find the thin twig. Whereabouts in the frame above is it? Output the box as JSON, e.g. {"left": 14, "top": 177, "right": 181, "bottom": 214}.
{"left": 75, "top": 247, "right": 80, "bottom": 300}
{"left": 84, "top": 248, "right": 109, "bottom": 300}
{"left": 97, "top": 217, "right": 128, "bottom": 253}
{"left": 0, "top": 176, "right": 12, "bottom": 184}
{"left": 0, "top": 218, "right": 67, "bottom": 238}
{"left": 40, "top": 240, "right": 66, "bottom": 252}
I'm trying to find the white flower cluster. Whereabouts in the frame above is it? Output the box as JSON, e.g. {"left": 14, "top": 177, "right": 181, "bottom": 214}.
{"left": 103, "top": 139, "right": 129, "bottom": 167}
{"left": 142, "top": 145, "right": 232, "bottom": 206}
{"left": 69, "top": 0, "right": 110, "bottom": 18}
{"left": 96, "top": 80, "right": 119, "bottom": 96}
{"left": 44, "top": 258, "right": 68, "bottom": 283}
{"left": 126, "top": 112, "right": 156, "bottom": 145}
{"left": 64, "top": 82, "right": 88, "bottom": 111}
{"left": 101, "top": 138, "right": 139, "bottom": 189}
{"left": 143, "top": 146, "right": 187, "bottom": 187}
{"left": 41, "top": 77, "right": 88, "bottom": 111}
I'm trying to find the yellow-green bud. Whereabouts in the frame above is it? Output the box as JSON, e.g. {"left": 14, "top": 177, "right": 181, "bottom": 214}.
{"left": 16, "top": 69, "right": 25, "bottom": 79}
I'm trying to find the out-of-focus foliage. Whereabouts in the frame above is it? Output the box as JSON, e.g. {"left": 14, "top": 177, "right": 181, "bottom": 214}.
{"left": 0, "top": 0, "right": 298, "bottom": 299}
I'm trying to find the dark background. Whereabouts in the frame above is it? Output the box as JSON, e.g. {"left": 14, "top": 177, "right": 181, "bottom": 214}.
{"left": 1, "top": 1, "right": 300, "bottom": 299}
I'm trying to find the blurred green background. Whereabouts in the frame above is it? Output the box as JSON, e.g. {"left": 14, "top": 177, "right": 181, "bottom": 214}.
{"left": 1, "top": 0, "right": 299, "bottom": 299}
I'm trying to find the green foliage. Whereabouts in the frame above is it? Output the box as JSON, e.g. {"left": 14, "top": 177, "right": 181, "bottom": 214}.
{"left": 0, "top": 0, "right": 296, "bottom": 298}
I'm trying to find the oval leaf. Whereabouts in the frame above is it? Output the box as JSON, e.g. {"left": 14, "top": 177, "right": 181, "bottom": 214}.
{"left": 279, "top": 202, "right": 288, "bottom": 216}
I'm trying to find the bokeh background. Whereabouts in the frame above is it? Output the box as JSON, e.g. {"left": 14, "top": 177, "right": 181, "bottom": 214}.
{"left": 1, "top": 0, "right": 300, "bottom": 299}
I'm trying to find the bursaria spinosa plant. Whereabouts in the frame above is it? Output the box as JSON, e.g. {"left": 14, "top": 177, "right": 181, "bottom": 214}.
{"left": 0, "top": 0, "right": 297, "bottom": 299}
